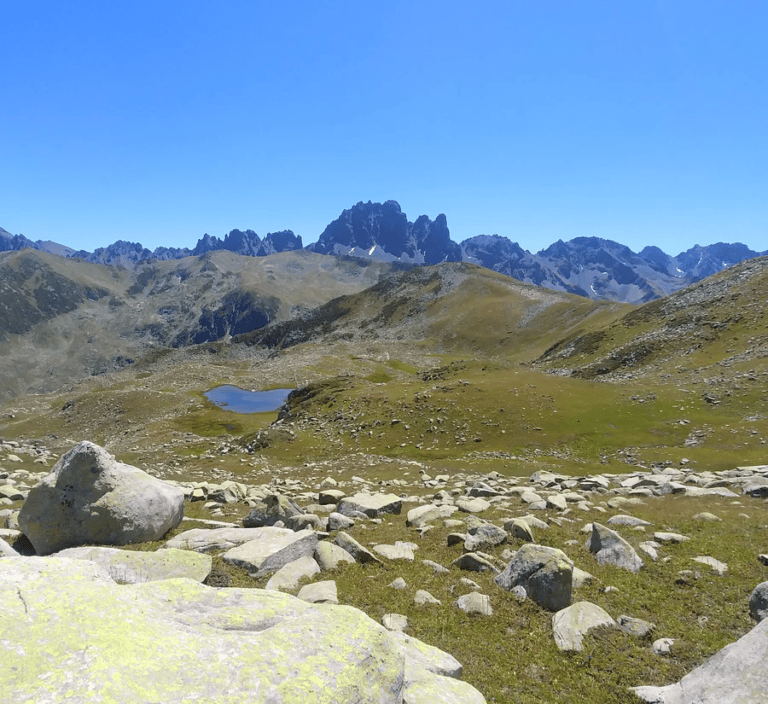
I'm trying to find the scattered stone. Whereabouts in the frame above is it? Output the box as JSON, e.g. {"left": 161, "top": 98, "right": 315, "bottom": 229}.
{"left": 389, "top": 577, "right": 407, "bottom": 590}
{"left": 452, "top": 552, "right": 499, "bottom": 574}
{"left": 327, "top": 511, "right": 355, "bottom": 531}
{"left": 382, "top": 613, "right": 408, "bottom": 631}
{"left": 495, "top": 544, "right": 573, "bottom": 611}
{"left": 422, "top": 559, "right": 449, "bottom": 574}
{"left": 693, "top": 512, "right": 722, "bottom": 522}
{"left": 166, "top": 526, "right": 281, "bottom": 553}
{"left": 652, "top": 638, "right": 675, "bottom": 656}
{"left": 223, "top": 528, "right": 318, "bottom": 577}
{"left": 334, "top": 531, "right": 382, "bottom": 564}
{"left": 18, "top": 441, "right": 184, "bottom": 555}
{"left": 759, "top": 554, "right": 768, "bottom": 567}
{"left": 464, "top": 523, "right": 507, "bottom": 552}
{"left": 586, "top": 523, "right": 644, "bottom": 572}
{"left": 318, "top": 488, "right": 346, "bottom": 505}
{"left": 504, "top": 517, "right": 534, "bottom": 542}
{"left": 266, "top": 555, "right": 321, "bottom": 592}
{"left": 572, "top": 567, "right": 594, "bottom": 589}
{"left": 638, "top": 541, "right": 659, "bottom": 561}
{"left": 455, "top": 497, "right": 491, "bottom": 514}
{"left": 552, "top": 601, "right": 617, "bottom": 651}
{"left": 297, "top": 579, "right": 338, "bottom": 604}
{"left": 618, "top": 615, "right": 655, "bottom": 638}
{"left": 374, "top": 543, "right": 415, "bottom": 561}
{"left": 414, "top": 589, "right": 441, "bottom": 606}
{"left": 406, "top": 504, "right": 457, "bottom": 528}
{"left": 455, "top": 592, "right": 493, "bottom": 616}
{"left": 313, "top": 541, "right": 355, "bottom": 570}
{"left": 242, "top": 493, "right": 304, "bottom": 527}
{"left": 693, "top": 556, "right": 728, "bottom": 576}
{"left": 749, "top": 581, "right": 768, "bottom": 622}
{"left": 337, "top": 492, "right": 402, "bottom": 518}
{"left": 654, "top": 531, "right": 689, "bottom": 544}
{"left": 55, "top": 546, "right": 212, "bottom": 584}
{"left": 607, "top": 515, "right": 651, "bottom": 528}
{"left": 546, "top": 494, "right": 568, "bottom": 511}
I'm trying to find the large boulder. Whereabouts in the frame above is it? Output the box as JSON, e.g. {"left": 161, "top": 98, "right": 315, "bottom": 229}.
{"left": 552, "top": 601, "right": 617, "bottom": 651}
{"left": 0, "top": 557, "right": 486, "bottom": 703}
{"left": 494, "top": 544, "right": 573, "bottom": 611}
{"left": 18, "top": 441, "right": 184, "bottom": 555}
{"left": 632, "top": 616, "right": 768, "bottom": 703}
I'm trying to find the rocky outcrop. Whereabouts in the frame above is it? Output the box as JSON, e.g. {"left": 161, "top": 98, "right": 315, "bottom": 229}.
{"left": 0, "top": 557, "right": 485, "bottom": 703}
{"left": 18, "top": 441, "right": 184, "bottom": 555}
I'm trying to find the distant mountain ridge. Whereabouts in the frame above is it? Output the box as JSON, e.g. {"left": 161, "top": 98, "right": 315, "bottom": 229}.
{"left": 2, "top": 202, "right": 764, "bottom": 303}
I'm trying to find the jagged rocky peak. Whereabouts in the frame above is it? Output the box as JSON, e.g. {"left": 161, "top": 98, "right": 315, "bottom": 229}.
{"left": 309, "top": 200, "right": 460, "bottom": 264}
{"left": 257, "top": 230, "right": 303, "bottom": 256}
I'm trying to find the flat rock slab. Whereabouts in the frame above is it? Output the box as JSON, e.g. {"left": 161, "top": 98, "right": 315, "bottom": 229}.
{"left": 337, "top": 492, "right": 402, "bottom": 518}
{"left": 222, "top": 528, "right": 318, "bottom": 576}
{"left": 633, "top": 616, "right": 768, "bottom": 703}
{"left": 55, "top": 546, "right": 212, "bottom": 584}
{"left": 297, "top": 580, "right": 338, "bottom": 604}
{"left": 335, "top": 531, "right": 382, "bottom": 564}
{"left": 165, "top": 526, "right": 289, "bottom": 553}
{"left": 0, "top": 557, "right": 485, "bottom": 703}
{"left": 693, "top": 556, "right": 728, "bottom": 576}
{"left": 374, "top": 543, "right": 416, "bottom": 561}
{"left": 456, "top": 497, "right": 491, "bottom": 514}
{"left": 552, "top": 601, "right": 617, "bottom": 651}
{"left": 265, "top": 555, "right": 320, "bottom": 592}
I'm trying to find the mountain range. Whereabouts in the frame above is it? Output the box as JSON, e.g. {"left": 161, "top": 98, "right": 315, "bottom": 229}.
{"left": 2, "top": 201, "right": 765, "bottom": 303}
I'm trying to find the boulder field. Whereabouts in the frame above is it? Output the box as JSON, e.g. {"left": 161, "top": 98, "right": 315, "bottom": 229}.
{"left": 2, "top": 442, "right": 768, "bottom": 702}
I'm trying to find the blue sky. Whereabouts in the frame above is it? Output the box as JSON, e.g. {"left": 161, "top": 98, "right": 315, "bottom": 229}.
{"left": 2, "top": 1, "right": 766, "bottom": 255}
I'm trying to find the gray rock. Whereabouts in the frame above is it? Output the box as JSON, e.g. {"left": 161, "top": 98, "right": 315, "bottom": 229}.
{"left": 223, "top": 528, "right": 318, "bottom": 577}
{"left": 207, "top": 480, "right": 247, "bottom": 504}
{"left": 18, "top": 441, "right": 184, "bottom": 555}
{"left": 313, "top": 540, "right": 356, "bottom": 570}
{"left": 242, "top": 493, "right": 304, "bottom": 527}
{"left": 0, "top": 557, "right": 484, "bottom": 703}
{"left": 618, "top": 615, "right": 655, "bottom": 637}
{"left": 165, "top": 526, "right": 277, "bottom": 553}
{"left": 286, "top": 513, "right": 325, "bottom": 532}
{"left": 464, "top": 523, "right": 507, "bottom": 552}
{"left": 652, "top": 637, "right": 675, "bottom": 655}
{"left": 297, "top": 579, "right": 338, "bottom": 604}
{"left": 455, "top": 592, "right": 493, "bottom": 616}
{"left": 495, "top": 544, "right": 573, "bottom": 611}
{"left": 327, "top": 511, "right": 356, "bottom": 531}
{"left": 318, "top": 488, "right": 346, "bottom": 505}
{"left": 374, "top": 543, "right": 416, "bottom": 561}
{"left": 452, "top": 552, "right": 499, "bottom": 574}
{"left": 552, "top": 601, "right": 617, "bottom": 651}
{"left": 265, "top": 555, "right": 320, "bottom": 592}
{"left": 389, "top": 577, "right": 408, "bottom": 589}
{"left": 382, "top": 613, "right": 408, "bottom": 631}
{"left": 414, "top": 589, "right": 441, "bottom": 606}
{"left": 337, "top": 492, "right": 402, "bottom": 518}
{"left": 749, "top": 581, "right": 768, "bottom": 622}
{"left": 653, "top": 531, "right": 689, "bottom": 544}
{"left": 743, "top": 479, "right": 768, "bottom": 497}
{"left": 634, "top": 618, "right": 768, "bottom": 702}
{"left": 504, "top": 517, "right": 534, "bottom": 542}
{"left": 0, "top": 536, "right": 18, "bottom": 557}
{"left": 693, "top": 556, "right": 728, "bottom": 576}
{"left": 55, "top": 546, "right": 212, "bottom": 584}
{"left": 546, "top": 494, "right": 568, "bottom": 511}
{"left": 406, "top": 504, "right": 458, "bottom": 528}
{"left": 455, "top": 497, "right": 490, "bottom": 514}
{"left": 334, "top": 531, "right": 382, "bottom": 564}
{"left": 423, "top": 559, "right": 450, "bottom": 574}
{"left": 572, "top": 567, "right": 594, "bottom": 589}
{"left": 607, "top": 514, "right": 651, "bottom": 528}
{"left": 586, "top": 523, "right": 644, "bottom": 572}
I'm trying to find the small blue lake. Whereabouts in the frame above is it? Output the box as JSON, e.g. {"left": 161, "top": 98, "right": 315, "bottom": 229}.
{"left": 204, "top": 385, "right": 293, "bottom": 414}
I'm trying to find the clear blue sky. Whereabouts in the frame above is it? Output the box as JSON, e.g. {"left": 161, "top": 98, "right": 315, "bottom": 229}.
{"left": 2, "top": 1, "right": 766, "bottom": 255}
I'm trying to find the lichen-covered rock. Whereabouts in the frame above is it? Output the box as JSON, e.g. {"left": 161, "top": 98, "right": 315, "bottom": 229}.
{"left": 54, "top": 546, "right": 212, "bottom": 584}
{"left": 552, "top": 601, "right": 617, "bottom": 651}
{"left": 0, "top": 557, "right": 486, "bottom": 703}
{"left": 495, "top": 544, "right": 573, "bottom": 611}
{"left": 749, "top": 581, "right": 768, "bottom": 622}
{"left": 18, "top": 441, "right": 184, "bottom": 555}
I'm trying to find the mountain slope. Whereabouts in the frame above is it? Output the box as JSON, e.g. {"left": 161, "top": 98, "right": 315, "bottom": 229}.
{"left": 0, "top": 250, "right": 398, "bottom": 400}
{"left": 532, "top": 254, "right": 768, "bottom": 380}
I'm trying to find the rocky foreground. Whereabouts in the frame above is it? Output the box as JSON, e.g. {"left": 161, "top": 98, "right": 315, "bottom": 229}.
{"left": 1, "top": 440, "right": 768, "bottom": 703}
